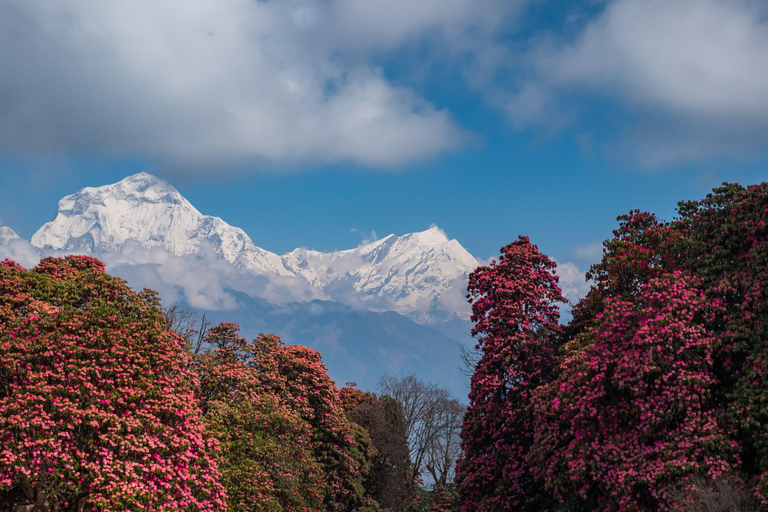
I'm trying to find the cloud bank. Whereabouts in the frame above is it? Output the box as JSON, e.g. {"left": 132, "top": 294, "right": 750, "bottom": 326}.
{"left": 4, "top": 0, "right": 766, "bottom": 168}
{"left": 0, "top": 0, "right": 522, "bottom": 168}
{"left": 503, "top": 0, "right": 768, "bottom": 165}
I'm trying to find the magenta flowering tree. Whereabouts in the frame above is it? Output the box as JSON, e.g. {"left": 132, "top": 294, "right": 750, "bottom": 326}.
{"left": 677, "top": 183, "right": 768, "bottom": 504}
{"left": 530, "top": 271, "right": 737, "bottom": 510}
{"left": 0, "top": 256, "right": 227, "bottom": 512}
{"left": 455, "top": 236, "right": 565, "bottom": 511}
{"left": 193, "top": 324, "right": 376, "bottom": 512}
{"left": 454, "top": 182, "right": 768, "bottom": 510}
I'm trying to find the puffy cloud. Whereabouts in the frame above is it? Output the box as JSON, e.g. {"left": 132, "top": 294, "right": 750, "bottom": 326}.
{"left": 0, "top": 0, "right": 527, "bottom": 168}
{"left": 502, "top": 0, "right": 768, "bottom": 165}
{"left": 0, "top": 238, "right": 42, "bottom": 270}
{"left": 555, "top": 260, "right": 592, "bottom": 305}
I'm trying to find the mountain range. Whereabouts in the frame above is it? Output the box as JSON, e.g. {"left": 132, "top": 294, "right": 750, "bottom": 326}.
{"left": 2, "top": 173, "right": 481, "bottom": 398}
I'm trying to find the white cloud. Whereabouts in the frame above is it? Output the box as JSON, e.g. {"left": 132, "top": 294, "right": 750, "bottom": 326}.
{"left": 0, "top": 238, "right": 42, "bottom": 270}
{"left": 555, "top": 260, "right": 592, "bottom": 305}
{"left": 100, "top": 240, "right": 325, "bottom": 310}
{"left": 503, "top": 0, "right": 768, "bottom": 165}
{"left": 0, "top": 0, "right": 529, "bottom": 169}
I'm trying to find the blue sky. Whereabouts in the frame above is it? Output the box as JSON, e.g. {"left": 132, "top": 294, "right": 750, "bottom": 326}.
{"left": 1, "top": 0, "right": 767, "bottom": 275}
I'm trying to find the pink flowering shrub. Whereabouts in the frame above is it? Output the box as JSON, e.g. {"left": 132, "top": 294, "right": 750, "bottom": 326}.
{"left": 193, "top": 323, "right": 375, "bottom": 511}
{"left": 192, "top": 324, "right": 325, "bottom": 511}
{"left": 0, "top": 256, "right": 226, "bottom": 511}
{"left": 457, "top": 183, "right": 768, "bottom": 510}
{"left": 531, "top": 271, "right": 737, "bottom": 510}
{"left": 455, "top": 236, "right": 565, "bottom": 511}
{"left": 677, "top": 183, "right": 768, "bottom": 505}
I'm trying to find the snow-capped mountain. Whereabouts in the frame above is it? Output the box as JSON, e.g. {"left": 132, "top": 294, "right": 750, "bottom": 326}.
{"left": 31, "top": 173, "right": 292, "bottom": 276}
{"left": 283, "top": 227, "right": 478, "bottom": 322}
{"left": 30, "top": 173, "right": 479, "bottom": 324}
{"left": 8, "top": 172, "right": 484, "bottom": 396}
{"left": 0, "top": 226, "right": 19, "bottom": 245}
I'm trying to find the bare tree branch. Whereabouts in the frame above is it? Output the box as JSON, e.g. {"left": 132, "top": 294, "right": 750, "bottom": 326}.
{"left": 458, "top": 341, "right": 482, "bottom": 377}
{"left": 379, "top": 374, "right": 466, "bottom": 486}
{"left": 161, "top": 303, "right": 211, "bottom": 354}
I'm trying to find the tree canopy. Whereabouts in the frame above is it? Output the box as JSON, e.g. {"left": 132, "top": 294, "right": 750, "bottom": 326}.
{"left": 0, "top": 256, "right": 226, "bottom": 512}
{"left": 457, "top": 183, "right": 768, "bottom": 511}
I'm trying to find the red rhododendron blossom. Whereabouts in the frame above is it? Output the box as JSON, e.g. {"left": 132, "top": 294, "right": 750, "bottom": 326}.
{"left": 531, "top": 271, "right": 737, "bottom": 511}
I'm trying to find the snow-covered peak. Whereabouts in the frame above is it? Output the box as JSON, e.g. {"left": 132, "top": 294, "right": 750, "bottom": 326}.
{"left": 283, "top": 225, "right": 478, "bottom": 321}
{"left": 403, "top": 224, "right": 449, "bottom": 244}
{"left": 28, "top": 172, "right": 479, "bottom": 324}
{"left": 0, "top": 226, "right": 20, "bottom": 245}
{"left": 31, "top": 173, "right": 293, "bottom": 276}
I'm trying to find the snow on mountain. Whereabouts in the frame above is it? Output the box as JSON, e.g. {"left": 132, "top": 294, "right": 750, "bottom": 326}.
{"left": 31, "top": 173, "right": 292, "bottom": 276}
{"left": 0, "top": 226, "right": 20, "bottom": 245}
{"left": 282, "top": 226, "right": 479, "bottom": 321}
{"left": 30, "top": 173, "right": 479, "bottom": 324}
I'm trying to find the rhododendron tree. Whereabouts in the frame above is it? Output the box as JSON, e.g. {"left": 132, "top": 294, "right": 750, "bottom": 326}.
{"left": 191, "top": 323, "right": 325, "bottom": 512}
{"left": 531, "top": 271, "right": 737, "bottom": 510}
{"left": 534, "top": 182, "right": 768, "bottom": 508}
{"left": 264, "top": 339, "right": 376, "bottom": 511}
{"left": 193, "top": 324, "right": 375, "bottom": 511}
{"left": 0, "top": 256, "right": 226, "bottom": 512}
{"left": 455, "top": 236, "right": 565, "bottom": 511}
{"left": 676, "top": 182, "right": 768, "bottom": 504}
{"left": 454, "top": 183, "right": 768, "bottom": 510}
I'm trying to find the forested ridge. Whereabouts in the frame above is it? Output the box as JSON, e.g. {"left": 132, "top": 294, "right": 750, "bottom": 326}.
{"left": 3, "top": 182, "right": 768, "bottom": 511}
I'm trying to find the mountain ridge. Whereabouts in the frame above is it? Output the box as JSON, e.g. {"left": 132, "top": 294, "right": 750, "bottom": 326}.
{"left": 30, "top": 172, "right": 478, "bottom": 324}
{"left": 31, "top": 172, "right": 293, "bottom": 277}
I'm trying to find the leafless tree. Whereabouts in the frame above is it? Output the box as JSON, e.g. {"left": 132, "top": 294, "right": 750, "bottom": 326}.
{"left": 458, "top": 342, "right": 481, "bottom": 377}
{"left": 425, "top": 398, "right": 464, "bottom": 487}
{"left": 162, "top": 303, "right": 211, "bottom": 354}
{"left": 379, "top": 374, "right": 466, "bottom": 486}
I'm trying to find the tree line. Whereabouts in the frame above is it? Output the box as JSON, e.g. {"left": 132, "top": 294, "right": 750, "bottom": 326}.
{"left": 456, "top": 183, "right": 768, "bottom": 511}
{"left": 0, "top": 255, "right": 463, "bottom": 511}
